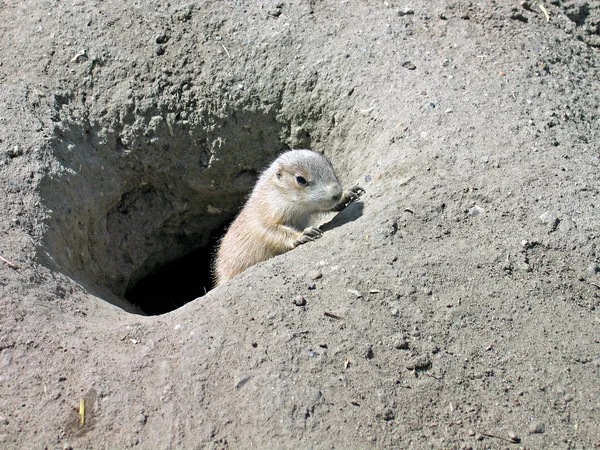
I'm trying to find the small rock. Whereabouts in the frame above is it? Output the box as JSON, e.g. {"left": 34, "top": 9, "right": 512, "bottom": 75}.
{"left": 293, "top": 295, "right": 307, "bottom": 307}
{"left": 528, "top": 421, "right": 545, "bottom": 434}
{"left": 521, "top": 239, "right": 536, "bottom": 249}
{"left": 393, "top": 337, "right": 409, "bottom": 350}
{"left": 469, "top": 205, "right": 485, "bottom": 216}
{"left": 307, "top": 269, "right": 322, "bottom": 281}
{"left": 155, "top": 33, "right": 169, "bottom": 44}
{"left": 70, "top": 49, "right": 88, "bottom": 63}
{"left": 235, "top": 375, "right": 251, "bottom": 389}
{"left": 378, "top": 408, "right": 395, "bottom": 421}
{"left": 7, "top": 145, "right": 23, "bottom": 157}
{"left": 0, "top": 417, "right": 8, "bottom": 426}
{"left": 467, "top": 429, "right": 475, "bottom": 437}
{"left": 402, "top": 61, "right": 416, "bottom": 70}
{"left": 539, "top": 211, "right": 560, "bottom": 231}
{"left": 508, "top": 431, "right": 520, "bottom": 443}
{"left": 398, "top": 8, "right": 414, "bottom": 16}
{"left": 363, "top": 344, "right": 374, "bottom": 359}
{"left": 155, "top": 45, "right": 165, "bottom": 56}
{"left": 406, "top": 355, "right": 431, "bottom": 370}
{"left": 587, "top": 263, "right": 600, "bottom": 275}
{"left": 390, "top": 308, "right": 399, "bottom": 317}
{"left": 510, "top": 12, "right": 529, "bottom": 22}
{"left": 521, "top": 1, "right": 534, "bottom": 11}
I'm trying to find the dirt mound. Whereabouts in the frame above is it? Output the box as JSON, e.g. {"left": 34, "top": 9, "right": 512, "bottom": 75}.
{"left": 1, "top": 1, "right": 599, "bottom": 448}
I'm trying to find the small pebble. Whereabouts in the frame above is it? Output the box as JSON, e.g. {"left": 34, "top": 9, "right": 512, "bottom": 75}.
{"left": 155, "top": 33, "right": 169, "bottom": 44}
{"left": 347, "top": 289, "right": 362, "bottom": 298}
{"left": 528, "top": 421, "right": 544, "bottom": 434}
{"left": 307, "top": 269, "right": 322, "bottom": 280}
{"left": 398, "top": 8, "right": 414, "bottom": 16}
{"left": 406, "top": 355, "right": 431, "bottom": 370}
{"left": 155, "top": 45, "right": 165, "bottom": 56}
{"left": 235, "top": 375, "right": 251, "bottom": 389}
{"left": 539, "top": 211, "right": 560, "bottom": 231}
{"left": 469, "top": 205, "right": 485, "bottom": 216}
{"left": 467, "top": 429, "right": 475, "bottom": 437}
{"left": 378, "top": 408, "right": 395, "bottom": 421}
{"left": 393, "top": 337, "right": 409, "bottom": 350}
{"left": 508, "top": 431, "right": 520, "bottom": 443}
{"left": 390, "top": 308, "right": 399, "bottom": 317}
{"left": 363, "top": 344, "right": 374, "bottom": 359}
{"left": 136, "top": 413, "right": 148, "bottom": 425}
{"left": 293, "top": 295, "right": 307, "bottom": 306}
{"left": 587, "top": 263, "right": 600, "bottom": 275}
{"left": 402, "top": 61, "right": 416, "bottom": 70}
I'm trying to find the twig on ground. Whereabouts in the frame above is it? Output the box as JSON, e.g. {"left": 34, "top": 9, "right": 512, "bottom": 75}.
{"left": 79, "top": 398, "right": 86, "bottom": 426}
{"left": 539, "top": 3, "right": 550, "bottom": 21}
{"left": 481, "top": 432, "right": 520, "bottom": 443}
{"left": 220, "top": 43, "right": 231, "bottom": 58}
{"left": 0, "top": 255, "right": 21, "bottom": 270}
{"left": 324, "top": 311, "right": 344, "bottom": 320}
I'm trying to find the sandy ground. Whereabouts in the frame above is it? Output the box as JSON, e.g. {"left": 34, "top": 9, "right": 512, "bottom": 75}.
{"left": 1, "top": 0, "right": 599, "bottom": 448}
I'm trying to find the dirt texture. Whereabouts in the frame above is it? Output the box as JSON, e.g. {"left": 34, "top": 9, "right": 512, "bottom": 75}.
{"left": 1, "top": 0, "right": 600, "bottom": 448}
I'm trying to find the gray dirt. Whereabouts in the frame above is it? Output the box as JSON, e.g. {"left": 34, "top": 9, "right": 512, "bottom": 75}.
{"left": 1, "top": 0, "right": 599, "bottom": 448}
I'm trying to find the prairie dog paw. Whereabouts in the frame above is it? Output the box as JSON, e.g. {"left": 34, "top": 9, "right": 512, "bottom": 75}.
{"left": 331, "top": 185, "right": 365, "bottom": 211}
{"left": 346, "top": 185, "right": 365, "bottom": 202}
{"left": 295, "top": 227, "right": 323, "bottom": 246}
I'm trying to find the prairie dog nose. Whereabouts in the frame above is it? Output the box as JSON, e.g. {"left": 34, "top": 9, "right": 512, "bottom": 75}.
{"left": 329, "top": 183, "right": 343, "bottom": 202}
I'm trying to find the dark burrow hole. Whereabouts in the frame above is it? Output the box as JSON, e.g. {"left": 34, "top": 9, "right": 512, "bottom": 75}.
{"left": 124, "top": 222, "right": 229, "bottom": 316}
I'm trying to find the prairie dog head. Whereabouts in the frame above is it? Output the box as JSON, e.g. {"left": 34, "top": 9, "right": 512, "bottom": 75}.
{"left": 266, "top": 150, "right": 343, "bottom": 211}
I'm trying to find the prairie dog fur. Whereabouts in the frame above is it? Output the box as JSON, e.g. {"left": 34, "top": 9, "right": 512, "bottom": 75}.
{"left": 214, "top": 149, "right": 363, "bottom": 286}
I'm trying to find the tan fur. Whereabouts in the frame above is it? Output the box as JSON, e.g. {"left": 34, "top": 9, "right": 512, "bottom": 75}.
{"left": 213, "top": 149, "right": 362, "bottom": 286}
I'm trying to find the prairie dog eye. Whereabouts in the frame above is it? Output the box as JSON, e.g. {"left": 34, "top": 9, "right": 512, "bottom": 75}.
{"left": 295, "top": 175, "right": 308, "bottom": 186}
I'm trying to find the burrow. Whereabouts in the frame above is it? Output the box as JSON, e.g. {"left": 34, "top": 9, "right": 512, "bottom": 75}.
{"left": 35, "top": 95, "right": 339, "bottom": 315}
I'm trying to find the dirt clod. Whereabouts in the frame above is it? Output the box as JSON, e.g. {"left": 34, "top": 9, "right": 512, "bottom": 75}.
{"left": 406, "top": 355, "right": 431, "bottom": 371}
{"left": 528, "top": 422, "right": 545, "bottom": 434}
{"left": 293, "top": 295, "right": 307, "bottom": 307}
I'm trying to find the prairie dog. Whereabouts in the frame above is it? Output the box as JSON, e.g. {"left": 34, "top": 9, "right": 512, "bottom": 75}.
{"left": 214, "top": 149, "right": 363, "bottom": 286}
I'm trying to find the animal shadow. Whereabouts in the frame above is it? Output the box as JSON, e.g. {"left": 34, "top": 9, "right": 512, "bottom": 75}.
{"left": 321, "top": 201, "right": 364, "bottom": 232}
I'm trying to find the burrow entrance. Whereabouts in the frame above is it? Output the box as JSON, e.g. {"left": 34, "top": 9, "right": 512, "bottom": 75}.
{"left": 38, "top": 101, "right": 315, "bottom": 315}
{"left": 123, "top": 222, "right": 228, "bottom": 315}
